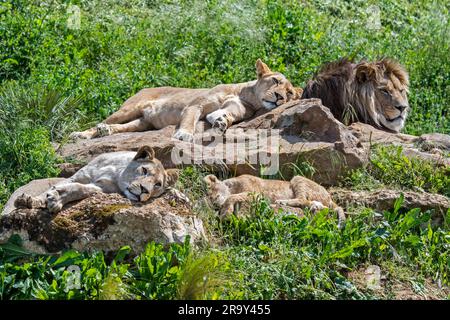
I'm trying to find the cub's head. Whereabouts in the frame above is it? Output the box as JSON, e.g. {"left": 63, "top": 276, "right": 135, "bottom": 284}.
{"left": 204, "top": 175, "right": 230, "bottom": 207}
{"left": 355, "top": 59, "right": 409, "bottom": 132}
{"left": 254, "top": 59, "right": 301, "bottom": 110}
{"left": 120, "top": 146, "right": 168, "bottom": 202}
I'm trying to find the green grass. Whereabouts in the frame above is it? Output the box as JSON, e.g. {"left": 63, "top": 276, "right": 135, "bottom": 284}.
{"left": 1, "top": 194, "right": 448, "bottom": 300}
{"left": 343, "top": 145, "right": 450, "bottom": 197}
{"left": 0, "top": 0, "right": 449, "bottom": 300}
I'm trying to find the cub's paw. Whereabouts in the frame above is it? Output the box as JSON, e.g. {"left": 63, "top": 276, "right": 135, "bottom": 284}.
{"left": 96, "top": 123, "right": 113, "bottom": 137}
{"left": 212, "top": 116, "right": 229, "bottom": 135}
{"left": 218, "top": 200, "right": 241, "bottom": 220}
{"left": 219, "top": 206, "right": 234, "bottom": 221}
{"left": 310, "top": 201, "right": 326, "bottom": 213}
{"left": 14, "top": 193, "right": 45, "bottom": 209}
{"left": 46, "top": 190, "right": 63, "bottom": 213}
{"left": 173, "top": 129, "right": 194, "bottom": 143}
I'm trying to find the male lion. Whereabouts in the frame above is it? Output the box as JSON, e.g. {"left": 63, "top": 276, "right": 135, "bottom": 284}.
{"left": 71, "top": 59, "right": 300, "bottom": 142}
{"left": 302, "top": 58, "right": 409, "bottom": 132}
{"left": 14, "top": 146, "right": 175, "bottom": 213}
{"left": 204, "top": 174, "right": 346, "bottom": 227}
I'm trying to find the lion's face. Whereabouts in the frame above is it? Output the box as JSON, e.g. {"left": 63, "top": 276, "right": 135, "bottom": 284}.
{"left": 254, "top": 59, "right": 299, "bottom": 110}
{"left": 356, "top": 59, "right": 409, "bottom": 132}
{"left": 120, "top": 146, "right": 167, "bottom": 202}
{"left": 204, "top": 175, "right": 230, "bottom": 207}
{"left": 374, "top": 76, "right": 409, "bottom": 132}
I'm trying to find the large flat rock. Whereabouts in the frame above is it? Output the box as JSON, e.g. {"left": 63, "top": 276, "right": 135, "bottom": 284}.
{"left": 0, "top": 187, "right": 206, "bottom": 254}
{"left": 58, "top": 99, "right": 368, "bottom": 186}
{"left": 348, "top": 122, "right": 450, "bottom": 167}
{"left": 331, "top": 188, "right": 450, "bottom": 225}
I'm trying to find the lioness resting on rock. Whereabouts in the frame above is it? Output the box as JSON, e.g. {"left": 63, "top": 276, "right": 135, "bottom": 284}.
{"left": 302, "top": 58, "right": 409, "bottom": 133}
{"left": 204, "top": 174, "right": 346, "bottom": 227}
{"left": 70, "top": 59, "right": 300, "bottom": 142}
{"left": 15, "top": 146, "right": 175, "bottom": 213}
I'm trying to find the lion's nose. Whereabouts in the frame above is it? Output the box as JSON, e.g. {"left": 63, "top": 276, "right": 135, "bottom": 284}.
{"left": 395, "top": 105, "right": 407, "bottom": 112}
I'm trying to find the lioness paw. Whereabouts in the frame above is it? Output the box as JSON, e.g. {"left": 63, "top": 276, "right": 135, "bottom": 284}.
{"left": 14, "top": 193, "right": 45, "bottom": 209}
{"left": 46, "top": 190, "right": 63, "bottom": 213}
{"left": 212, "top": 116, "right": 228, "bottom": 134}
{"left": 96, "top": 123, "right": 113, "bottom": 137}
{"left": 173, "top": 129, "right": 194, "bottom": 142}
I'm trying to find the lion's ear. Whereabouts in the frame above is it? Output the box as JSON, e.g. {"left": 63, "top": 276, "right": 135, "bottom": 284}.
{"left": 134, "top": 146, "right": 155, "bottom": 161}
{"left": 355, "top": 63, "right": 378, "bottom": 83}
{"left": 294, "top": 87, "right": 303, "bottom": 99}
{"left": 256, "top": 59, "right": 272, "bottom": 79}
{"left": 204, "top": 174, "right": 218, "bottom": 186}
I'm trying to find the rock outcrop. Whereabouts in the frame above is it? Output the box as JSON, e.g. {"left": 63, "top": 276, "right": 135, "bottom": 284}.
{"left": 348, "top": 122, "right": 450, "bottom": 167}
{"left": 56, "top": 99, "right": 449, "bottom": 186}
{"left": 0, "top": 180, "right": 206, "bottom": 254}
{"left": 2, "top": 99, "right": 448, "bottom": 254}
{"left": 331, "top": 188, "right": 450, "bottom": 225}
{"left": 57, "top": 99, "right": 368, "bottom": 186}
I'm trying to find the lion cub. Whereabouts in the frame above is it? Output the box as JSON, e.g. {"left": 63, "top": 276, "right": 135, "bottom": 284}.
{"left": 204, "top": 174, "right": 345, "bottom": 226}
{"left": 15, "top": 146, "right": 176, "bottom": 214}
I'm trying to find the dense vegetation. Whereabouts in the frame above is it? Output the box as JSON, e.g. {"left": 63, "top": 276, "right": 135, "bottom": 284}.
{"left": 0, "top": 0, "right": 449, "bottom": 299}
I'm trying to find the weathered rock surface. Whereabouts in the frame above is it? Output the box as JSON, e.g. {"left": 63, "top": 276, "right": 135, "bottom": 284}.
{"left": 57, "top": 99, "right": 449, "bottom": 185}
{"left": 330, "top": 188, "right": 450, "bottom": 225}
{"left": 58, "top": 99, "right": 368, "bottom": 186}
{"left": 348, "top": 122, "right": 450, "bottom": 167}
{"left": 0, "top": 182, "right": 206, "bottom": 254}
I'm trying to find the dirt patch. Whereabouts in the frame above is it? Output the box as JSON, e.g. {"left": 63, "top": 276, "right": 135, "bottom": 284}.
{"left": 347, "top": 263, "right": 449, "bottom": 300}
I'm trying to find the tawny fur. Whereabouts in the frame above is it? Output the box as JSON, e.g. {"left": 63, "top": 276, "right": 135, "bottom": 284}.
{"left": 302, "top": 58, "right": 409, "bottom": 132}
{"left": 70, "top": 59, "right": 300, "bottom": 142}
{"left": 204, "top": 174, "right": 346, "bottom": 227}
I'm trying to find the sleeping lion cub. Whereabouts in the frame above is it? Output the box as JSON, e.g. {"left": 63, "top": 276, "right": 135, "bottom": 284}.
{"left": 204, "top": 174, "right": 346, "bottom": 226}
{"left": 70, "top": 59, "right": 300, "bottom": 142}
{"left": 15, "top": 146, "right": 175, "bottom": 213}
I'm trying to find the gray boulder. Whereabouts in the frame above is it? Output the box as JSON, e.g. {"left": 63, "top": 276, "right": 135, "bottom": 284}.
{"left": 0, "top": 182, "right": 206, "bottom": 254}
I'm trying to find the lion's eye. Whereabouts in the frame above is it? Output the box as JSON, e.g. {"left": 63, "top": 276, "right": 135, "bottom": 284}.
{"left": 155, "top": 182, "right": 162, "bottom": 188}
{"left": 142, "top": 167, "right": 148, "bottom": 175}
{"left": 380, "top": 88, "right": 390, "bottom": 95}
{"left": 273, "top": 78, "right": 279, "bottom": 85}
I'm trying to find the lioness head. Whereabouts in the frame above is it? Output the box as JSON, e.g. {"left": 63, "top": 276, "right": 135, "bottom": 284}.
{"left": 204, "top": 175, "right": 230, "bottom": 207}
{"left": 355, "top": 59, "right": 409, "bottom": 132}
{"left": 254, "top": 59, "right": 300, "bottom": 110}
{"left": 120, "top": 146, "right": 168, "bottom": 202}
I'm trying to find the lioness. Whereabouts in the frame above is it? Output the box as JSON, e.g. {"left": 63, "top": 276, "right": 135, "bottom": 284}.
{"left": 204, "top": 174, "right": 346, "bottom": 226}
{"left": 302, "top": 58, "right": 409, "bottom": 132}
{"left": 15, "top": 146, "right": 174, "bottom": 213}
{"left": 70, "top": 59, "right": 300, "bottom": 142}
